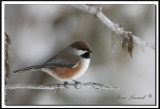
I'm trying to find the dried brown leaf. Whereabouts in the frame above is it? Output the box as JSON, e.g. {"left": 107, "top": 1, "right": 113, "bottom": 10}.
{"left": 121, "top": 33, "right": 134, "bottom": 58}
{"left": 128, "top": 33, "right": 134, "bottom": 58}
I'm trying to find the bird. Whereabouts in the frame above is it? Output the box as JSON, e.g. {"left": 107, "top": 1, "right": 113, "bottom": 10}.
{"left": 13, "top": 40, "right": 92, "bottom": 83}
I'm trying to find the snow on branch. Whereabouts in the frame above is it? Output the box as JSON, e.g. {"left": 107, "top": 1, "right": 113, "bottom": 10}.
{"left": 5, "top": 82, "right": 119, "bottom": 91}
{"left": 71, "top": 4, "right": 155, "bottom": 57}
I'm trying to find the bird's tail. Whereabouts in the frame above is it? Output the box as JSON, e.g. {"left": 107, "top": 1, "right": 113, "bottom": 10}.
{"left": 13, "top": 65, "right": 42, "bottom": 73}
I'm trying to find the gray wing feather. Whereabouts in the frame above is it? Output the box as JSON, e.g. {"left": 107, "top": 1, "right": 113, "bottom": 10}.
{"left": 41, "top": 48, "right": 79, "bottom": 68}
{"left": 42, "top": 57, "right": 75, "bottom": 68}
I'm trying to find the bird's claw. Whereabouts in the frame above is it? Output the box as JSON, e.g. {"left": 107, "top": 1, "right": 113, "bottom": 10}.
{"left": 72, "top": 80, "right": 81, "bottom": 89}
{"left": 63, "top": 81, "right": 69, "bottom": 89}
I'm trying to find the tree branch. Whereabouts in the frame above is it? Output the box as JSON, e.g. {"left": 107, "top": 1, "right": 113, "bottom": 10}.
{"left": 5, "top": 32, "right": 11, "bottom": 84}
{"left": 5, "top": 82, "right": 119, "bottom": 90}
{"left": 5, "top": 32, "right": 11, "bottom": 103}
{"left": 71, "top": 4, "right": 155, "bottom": 57}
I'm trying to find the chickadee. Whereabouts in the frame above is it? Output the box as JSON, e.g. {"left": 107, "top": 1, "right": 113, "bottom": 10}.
{"left": 14, "top": 41, "right": 92, "bottom": 82}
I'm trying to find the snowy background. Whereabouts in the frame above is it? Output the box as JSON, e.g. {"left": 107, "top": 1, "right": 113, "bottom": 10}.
{"left": 5, "top": 4, "right": 155, "bottom": 105}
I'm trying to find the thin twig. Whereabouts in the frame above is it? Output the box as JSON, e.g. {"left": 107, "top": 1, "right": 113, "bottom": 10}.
{"left": 71, "top": 5, "right": 155, "bottom": 56}
{"left": 5, "top": 82, "right": 119, "bottom": 90}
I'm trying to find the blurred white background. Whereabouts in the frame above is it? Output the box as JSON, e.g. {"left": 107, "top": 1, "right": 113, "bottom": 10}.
{"left": 5, "top": 4, "right": 155, "bottom": 105}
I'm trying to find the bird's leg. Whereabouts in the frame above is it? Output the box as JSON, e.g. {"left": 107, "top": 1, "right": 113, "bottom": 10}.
{"left": 72, "top": 80, "right": 81, "bottom": 89}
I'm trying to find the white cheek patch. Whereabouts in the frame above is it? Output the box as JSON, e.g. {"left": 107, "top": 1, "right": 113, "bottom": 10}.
{"left": 75, "top": 50, "right": 87, "bottom": 55}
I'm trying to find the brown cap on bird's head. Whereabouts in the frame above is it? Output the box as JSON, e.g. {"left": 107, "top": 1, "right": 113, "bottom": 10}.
{"left": 70, "top": 40, "right": 92, "bottom": 52}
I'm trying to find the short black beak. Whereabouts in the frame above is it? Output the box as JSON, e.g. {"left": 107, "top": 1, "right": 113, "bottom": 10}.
{"left": 88, "top": 50, "right": 92, "bottom": 53}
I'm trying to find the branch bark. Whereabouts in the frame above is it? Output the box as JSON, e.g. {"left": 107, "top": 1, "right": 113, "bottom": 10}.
{"left": 5, "top": 32, "right": 11, "bottom": 103}
{"left": 71, "top": 5, "right": 155, "bottom": 56}
{"left": 5, "top": 82, "right": 119, "bottom": 90}
{"left": 5, "top": 32, "right": 11, "bottom": 84}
